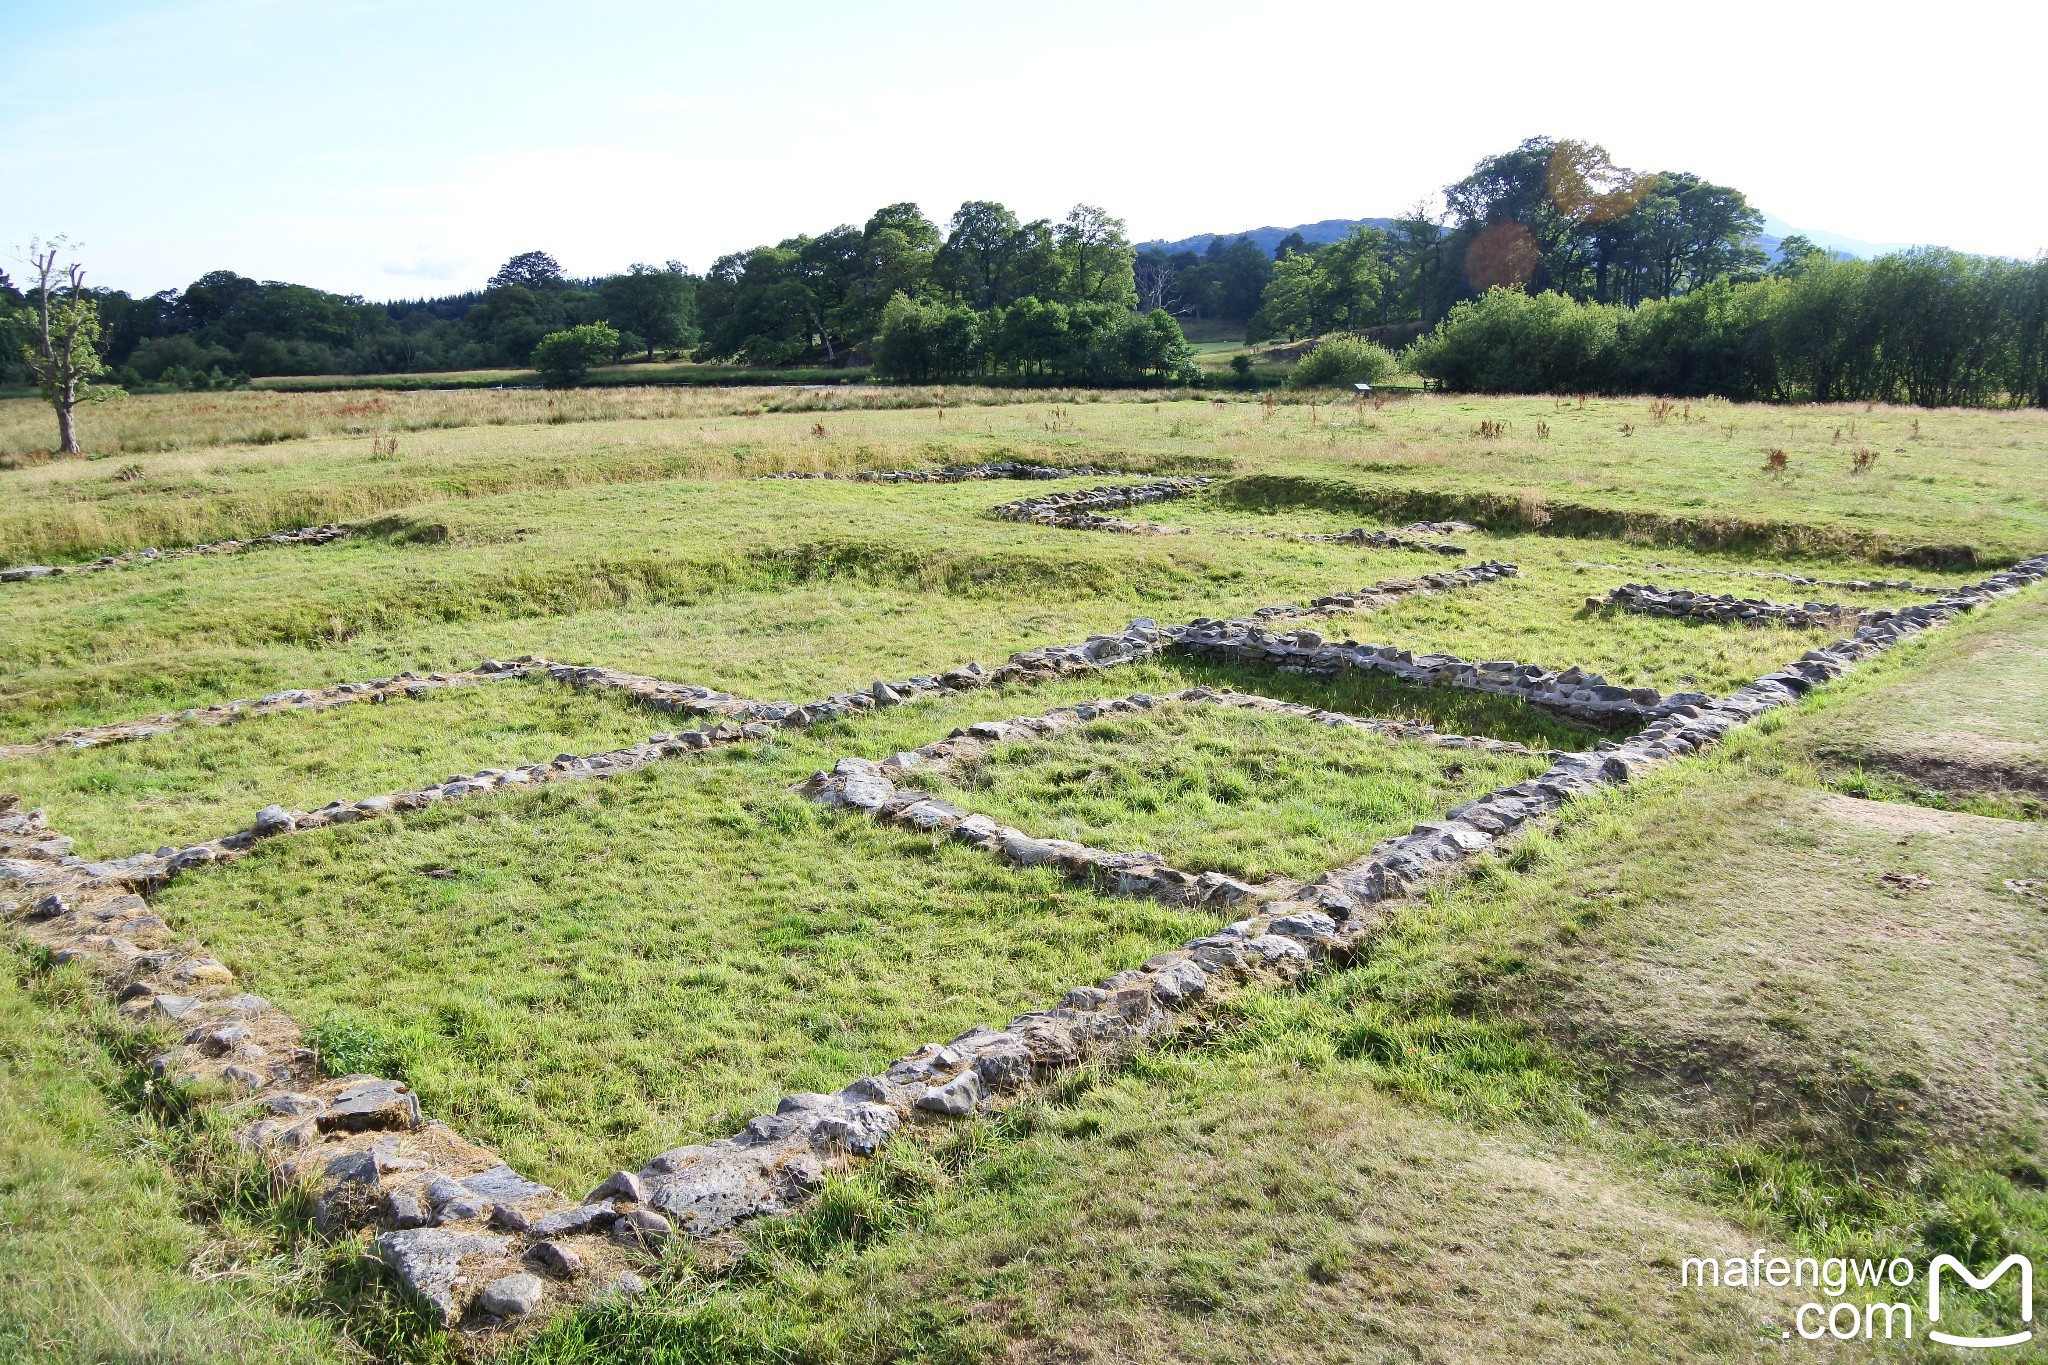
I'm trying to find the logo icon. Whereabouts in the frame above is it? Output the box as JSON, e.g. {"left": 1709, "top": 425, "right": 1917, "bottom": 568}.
{"left": 1928, "top": 1254, "right": 2033, "bottom": 1349}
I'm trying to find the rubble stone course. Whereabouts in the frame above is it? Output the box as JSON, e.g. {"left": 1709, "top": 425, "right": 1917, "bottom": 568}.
{"left": 988, "top": 477, "right": 1214, "bottom": 533}
{"left": 0, "top": 524, "right": 350, "bottom": 584}
{"left": 1602, "top": 583, "right": 1869, "bottom": 630}
{"left": 755, "top": 461, "right": 1120, "bottom": 483}
{"left": 5, "top": 551, "right": 2043, "bottom": 1329}
{"left": 1221, "top": 520, "right": 1476, "bottom": 556}
{"left": 799, "top": 686, "right": 1532, "bottom": 912}
{"left": 1570, "top": 560, "right": 1951, "bottom": 595}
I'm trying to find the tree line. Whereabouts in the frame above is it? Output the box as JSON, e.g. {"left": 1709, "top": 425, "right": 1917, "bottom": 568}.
{"left": 1128, "top": 137, "right": 1775, "bottom": 343}
{"left": 1407, "top": 248, "right": 2048, "bottom": 407}
{"left": 693, "top": 200, "right": 1193, "bottom": 383}
{"left": 0, "top": 250, "right": 699, "bottom": 389}
{"left": 8, "top": 134, "right": 2045, "bottom": 407}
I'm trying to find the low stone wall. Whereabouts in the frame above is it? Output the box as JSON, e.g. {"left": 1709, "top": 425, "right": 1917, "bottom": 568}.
{"left": 755, "top": 461, "right": 1120, "bottom": 483}
{"left": 620, "top": 553, "right": 2047, "bottom": 1276}
{"left": 988, "top": 478, "right": 1214, "bottom": 531}
{"left": 10, "top": 552, "right": 2042, "bottom": 1331}
{"left": 10, "top": 561, "right": 1517, "bottom": 764}
{"left": 1570, "top": 560, "right": 1950, "bottom": 596}
{"left": 1602, "top": 583, "right": 1868, "bottom": 630}
{"left": 799, "top": 686, "right": 1531, "bottom": 912}
{"left": 1, "top": 524, "right": 351, "bottom": 584}
{"left": 1221, "top": 520, "right": 1475, "bottom": 556}
{"left": 2, "top": 663, "right": 538, "bottom": 760}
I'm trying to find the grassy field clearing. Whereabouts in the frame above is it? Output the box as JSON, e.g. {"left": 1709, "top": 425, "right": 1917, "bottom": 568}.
{"left": 5, "top": 388, "right": 2047, "bottom": 1359}
{"left": 105, "top": 662, "right": 1556, "bottom": 1191}
{"left": 0, "top": 680, "right": 662, "bottom": 858}
{"left": 2, "top": 390, "right": 2043, "bottom": 564}
{"left": 0, "top": 469, "right": 1916, "bottom": 741}
{"left": 493, "top": 593, "right": 2048, "bottom": 1363}
{"left": 142, "top": 730, "right": 1208, "bottom": 1190}
{"left": 926, "top": 705, "right": 1548, "bottom": 882}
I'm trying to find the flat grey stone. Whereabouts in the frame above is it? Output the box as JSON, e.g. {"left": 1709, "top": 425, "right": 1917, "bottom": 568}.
{"left": 252, "top": 804, "right": 295, "bottom": 836}
{"left": 318, "top": 1079, "right": 421, "bottom": 1132}
{"left": 914, "top": 1070, "right": 982, "bottom": 1116}
{"left": 480, "top": 1272, "right": 544, "bottom": 1317}
{"left": 531, "top": 1203, "right": 614, "bottom": 1237}
{"left": 388, "top": 1192, "right": 428, "bottom": 1229}
{"left": 376, "top": 1228, "right": 511, "bottom": 1324}
{"left": 586, "top": 1169, "right": 644, "bottom": 1204}
{"left": 462, "top": 1164, "right": 555, "bottom": 1203}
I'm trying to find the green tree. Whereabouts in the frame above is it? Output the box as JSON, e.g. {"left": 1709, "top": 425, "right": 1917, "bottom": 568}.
{"left": 1768, "top": 234, "right": 1830, "bottom": 279}
{"left": 934, "top": 203, "right": 1059, "bottom": 311}
{"left": 1249, "top": 251, "right": 1325, "bottom": 341}
{"left": 1287, "top": 334, "right": 1397, "bottom": 389}
{"left": 599, "top": 263, "right": 696, "bottom": 361}
{"left": 530, "top": 322, "right": 619, "bottom": 385}
{"left": 490, "top": 250, "right": 567, "bottom": 291}
{"left": 872, "top": 293, "right": 981, "bottom": 381}
{"left": 1315, "top": 226, "right": 1389, "bottom": 330}
{"left": 14, "top": 240, "right": 121, "bottom": 454}
{"left": 1056, "top": 204, "right": 1138, "bottom": 308}
{"left": 1406, "top": 288, "right": 1625, "bottom": 393}
{"left": 830, "top": 203, "right": 942, "bottom": 344}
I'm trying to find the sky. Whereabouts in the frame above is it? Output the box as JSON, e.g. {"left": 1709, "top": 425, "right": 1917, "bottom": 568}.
{"left": 3, "top": 0, "right": 2041, "bottom": 299}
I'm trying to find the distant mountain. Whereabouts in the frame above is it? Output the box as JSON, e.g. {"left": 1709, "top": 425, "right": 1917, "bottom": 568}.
{"left": 1137, "top": 218, "right": 1396, "bottom": 257}
{"left": 1755, "top": 213, "right": 1928, "bottom": 262}
{"left": 1141, "top": 213, "right": 1938, "bottom": 262}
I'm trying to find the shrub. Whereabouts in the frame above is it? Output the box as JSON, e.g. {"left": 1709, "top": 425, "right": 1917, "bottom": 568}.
{"left": 1407, "top": 289, "right": 1625, "bottom": 393}
{"left": 1286, "top": 334, "right": 1398, "bottom": 389}
{"left": 531, "top": 323, "right": 621, "bottom": 386}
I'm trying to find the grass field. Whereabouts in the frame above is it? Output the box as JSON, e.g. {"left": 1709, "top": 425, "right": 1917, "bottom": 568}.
{"left": 922, "top": 704, "right": 1548, "bottom": 882}
{"left": 3, "top": 384, "right": 2045, "bottom": 1360}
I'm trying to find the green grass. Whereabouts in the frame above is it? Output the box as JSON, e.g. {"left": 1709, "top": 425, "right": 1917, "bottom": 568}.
{"left": 485, "top": 593, "right": 2048, "bottom": 1364}
{"left": 4, "top": 390, "right": 2045, "bottom": 564}
{"left": 1, "top": 678, "right": 665, "bottom": 858}
{"left": 0, "top": 954, "right": 344, "bottom": 1364}
{"left": 0, "top": 466, "right": 1906, "bottom": 745}
{"left": 135, "top": 674, "right": 1292, "bottom": 1192}
{"left": 6, "top": 385, "right": 2048, "bottom": 1359}
{"left": 925, "top": 704, "right": 1548, "bottom": 882}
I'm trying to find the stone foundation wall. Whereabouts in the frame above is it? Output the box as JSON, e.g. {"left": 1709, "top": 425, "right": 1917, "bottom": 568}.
{"left": 1220, "top": 520, "right": 1475, "bottom": 556}
{"left": 1, "top": 524, "right": 350, "bottom": 584}
{"left": 988, "top": 478, "right": 1214, "bottom": 531}
{"left": 5, "top": 551, "right": 2043, "bottom": 1330}
{"left": 755, "top": 461, "right": 1120, "bottom": 483}
{"left": 1570, "top": 560, "right": 1949, "bottom": 596}
{"left": 1602, "top": 583, "right": 1869, "bottom": 629}
{"left": 800, "top": 686, "right": 1531, "bottom": 913}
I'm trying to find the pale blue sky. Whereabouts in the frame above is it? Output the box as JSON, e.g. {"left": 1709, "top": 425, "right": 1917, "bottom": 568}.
{"left": 4, "top": 0, "right": 2040, "bottom": 298}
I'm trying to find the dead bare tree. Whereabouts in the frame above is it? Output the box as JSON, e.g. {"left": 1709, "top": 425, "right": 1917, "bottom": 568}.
{"left": 15, "top": 238, "right": 119, "bottom": 454}
{"left": 1134, "top": 252, "right": 1179, "bottom": 315}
